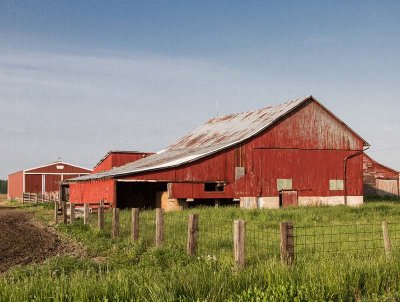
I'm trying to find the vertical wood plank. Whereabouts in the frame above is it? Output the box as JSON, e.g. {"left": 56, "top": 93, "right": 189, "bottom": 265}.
{"left": 280, "top": 221, "right": 294, "bottom": 264}
{"left": 155, "top": 208, "right": 164, "bottom": 247}
{"left": 62, "top": 200, "right": 67, "bottom": 224}
{"left": 234, "top": 220, "right": 246, "bottom": 267}
{"left": 69, "top": 203, "right": 75, "bottom": 224}
{"left": 382, "top": 221, "right": 392, "bottom": 258}
{"left": 54, "top": 199, "right": 58, "bottom": 224}
{"left": 131, "top": 208, "right": 139, "bottom": 242}
{"left": 112, "top": 207, "right": 120, "bottom": 238}
{"left": 98, "top": 200, "right": 104, "bottom": 230}
{"left": 84, "top": 203, "right": 89, "bottom": 225}
{"left": 187, "top": 214, "right": 199, "bottom": 256}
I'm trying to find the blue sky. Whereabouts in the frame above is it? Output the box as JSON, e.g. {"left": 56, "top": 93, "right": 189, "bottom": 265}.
{"left": 1, "top": 1, "right": 400, "bottom": 178}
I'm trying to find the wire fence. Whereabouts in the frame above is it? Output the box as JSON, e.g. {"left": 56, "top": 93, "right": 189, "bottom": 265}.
{"left": 294, "top": 223, "right": 386, "bottom": 260}
{"left": 246, "top": 223, "right": 281, "bottom": 262}
{"left": 64, "top": 207, "right": 400, "bottom": 264}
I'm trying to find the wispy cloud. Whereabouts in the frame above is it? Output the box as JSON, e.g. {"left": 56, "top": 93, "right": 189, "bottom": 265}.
{"left": 0, "top": 49, "right": 301, "bottom": 177}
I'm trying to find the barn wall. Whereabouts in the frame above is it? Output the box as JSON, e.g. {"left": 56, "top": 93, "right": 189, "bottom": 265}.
{"left": 25, "top": 174, "right": 43, "bottom": 194}
{"left": 7, "top": 171, "right": 23, "bottom": 199}
{"left": 69, "top": 180, "right": 116, "bottom": 204}
{"left": 252, "top": 100, "right": 364, "bottom": 150}
{"left": 93, "top": 153, "right": 154, "bottom": 173}
{"left": 45, "top": 174, "right": 61, "bottom": 193}
{"left": 92, "top": 156, "right": 113, "bottom": 173}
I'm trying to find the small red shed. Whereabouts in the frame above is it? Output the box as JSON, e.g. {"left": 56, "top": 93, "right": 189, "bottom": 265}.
{"left": 8, "top": 161, "right": 92, "bottom": 200}
{"left": 363, "top": 154, "right": 400, "bottom": 196}
{"left": 92, "top": 151, "right": 154, "bottom": 174}
{"left": 68, "top": 96, "right": 369, "bottom": 210}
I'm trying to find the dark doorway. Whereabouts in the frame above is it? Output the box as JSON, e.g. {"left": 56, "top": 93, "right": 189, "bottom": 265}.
{"left": 116, "top": 182, "right": 168, "bottom": 209}
{"left": 60, "top": 184, "right": 70, "bottom": 202}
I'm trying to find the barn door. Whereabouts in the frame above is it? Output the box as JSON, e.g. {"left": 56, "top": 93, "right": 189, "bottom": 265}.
{"left": 280, "top": 190, "right": 298, "bottom": 208}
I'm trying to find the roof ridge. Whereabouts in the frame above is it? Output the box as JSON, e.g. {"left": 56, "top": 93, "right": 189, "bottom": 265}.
{"left": 206, "top": 95, "right": 311, "bottom": 122}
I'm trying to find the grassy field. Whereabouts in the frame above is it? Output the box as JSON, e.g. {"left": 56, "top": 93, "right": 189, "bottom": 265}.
{"left": 2, "top": 201, "right": 400, "bottom": 301}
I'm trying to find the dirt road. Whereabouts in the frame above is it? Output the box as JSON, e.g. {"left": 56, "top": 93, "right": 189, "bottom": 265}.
{"left": 0, "top": 207, "right": 67, "bottom": 273}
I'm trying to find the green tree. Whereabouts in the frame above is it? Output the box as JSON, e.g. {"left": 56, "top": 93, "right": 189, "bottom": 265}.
{"left": 0, "top": 179, "right": 7, "bottom": 194}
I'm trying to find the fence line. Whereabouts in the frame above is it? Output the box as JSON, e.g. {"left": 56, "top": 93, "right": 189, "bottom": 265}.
{"left": 55, "top": 204, "right": 400, "bottom": 266}
{"left": 23, "top": 192, "right": 58, "bottom": 203}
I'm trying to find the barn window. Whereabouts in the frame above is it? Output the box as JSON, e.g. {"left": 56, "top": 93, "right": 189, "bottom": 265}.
{"left": 204, "top": 183, "right": 224, "bottom": 192}
{"left": 329, "top": 180, "right": 344, "bottom": 191}
{"left": 56, "top": 165, "right": 64, "bottom": 170}
{"left": 277, "top": 179, "right": 292, "bottom": 191}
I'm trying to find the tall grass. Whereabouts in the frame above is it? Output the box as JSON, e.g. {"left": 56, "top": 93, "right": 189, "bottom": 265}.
{"left": 3, "top": 201, "right": 400, "bottom": 301}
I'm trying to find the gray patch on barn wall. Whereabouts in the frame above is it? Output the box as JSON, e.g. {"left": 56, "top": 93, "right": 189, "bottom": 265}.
{"left": 329, "top": 180, "right": 344, "bottom": 191}
{"left": 277, "top": 179, "right": 292, "bottom": 191}
{"left": 235, "top": 167, "right": 245, "bottom": 180}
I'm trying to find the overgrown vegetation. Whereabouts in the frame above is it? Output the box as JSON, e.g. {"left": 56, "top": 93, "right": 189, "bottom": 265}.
{"left": 0, "top": 179, "right": 7, "bottom": 194}
{"left": 3, "top": 201, "right": 400, "bottom": 301}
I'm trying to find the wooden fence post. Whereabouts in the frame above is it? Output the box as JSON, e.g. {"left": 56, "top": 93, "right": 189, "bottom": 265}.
{"left": 98, "top": 201, "right": 104, "bottom": 230}
{"left": 62, "top": 200, "right": 67, "bottom": 224}
{"left": 84, "top": 203, "right": 89, "bottom": 225}
{"left": 187, "top": 214, "right": 199, "bottom": 256}
{"left": 54, "top": 199, "right": 58, "bottom": 224}
{"left": 112, "top": 208, "right": 120, "bottom": 238}
{"left": 280, "top": 221, "right": 294, "bottom": 265}
{"left": 131, "top": 208, "right": 139, "bottom": 242}
{"left": 69, "top": 203, "right": 75, "bottom": 224}
{"left": 156, "top": 208, "right": 164, "bottom": 247}
{"left": 234, "top": 220, "right": 246, "bottom": 267}
{"left": 382, "top": 221, "right": 392, "bottom": 258}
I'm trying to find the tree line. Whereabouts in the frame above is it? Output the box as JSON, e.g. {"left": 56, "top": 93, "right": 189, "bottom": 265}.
{"left": 0, "top": 180, "right": 7, "bottom": 194}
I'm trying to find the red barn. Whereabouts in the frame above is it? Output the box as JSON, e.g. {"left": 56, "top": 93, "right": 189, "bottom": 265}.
{"left": 68, "top": 96, "right": 369, "bottom": 210}
{"left": 8, "top": 161, "right": 92, "bottom": 200}
{"left": 363, "top": 154, "right": 400, "bottom": 196}
{"left": 92, "top": 151, "right": 154, "bottom": 174}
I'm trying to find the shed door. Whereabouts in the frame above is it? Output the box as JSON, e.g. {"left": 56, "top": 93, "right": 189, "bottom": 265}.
{"left": 376, "top": 179, "right": 399, "bottom": 196}
{"left": 281, "top": 191, "right": 298, "bottom": 208}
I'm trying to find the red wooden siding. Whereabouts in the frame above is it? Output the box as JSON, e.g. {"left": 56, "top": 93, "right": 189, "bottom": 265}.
{"left": 93, "top": 152, "right": 153, "bottom": 173}
{"left": 7, "top": 171, "right": 23, "bottom": 199}
{"left": 24, "top": 174, "right": 42, "bottom": 194}
{"left": 69, "top": 180, "right": 115, "bottom": 204}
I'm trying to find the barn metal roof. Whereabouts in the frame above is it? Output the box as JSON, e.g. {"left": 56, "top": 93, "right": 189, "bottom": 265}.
{"left": 70, "top": 95, "right": 368, "bottom": 182}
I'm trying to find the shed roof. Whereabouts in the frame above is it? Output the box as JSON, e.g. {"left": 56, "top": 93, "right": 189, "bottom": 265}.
{"left": 70, "top": 95, "right": 368, "bottom": 182}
